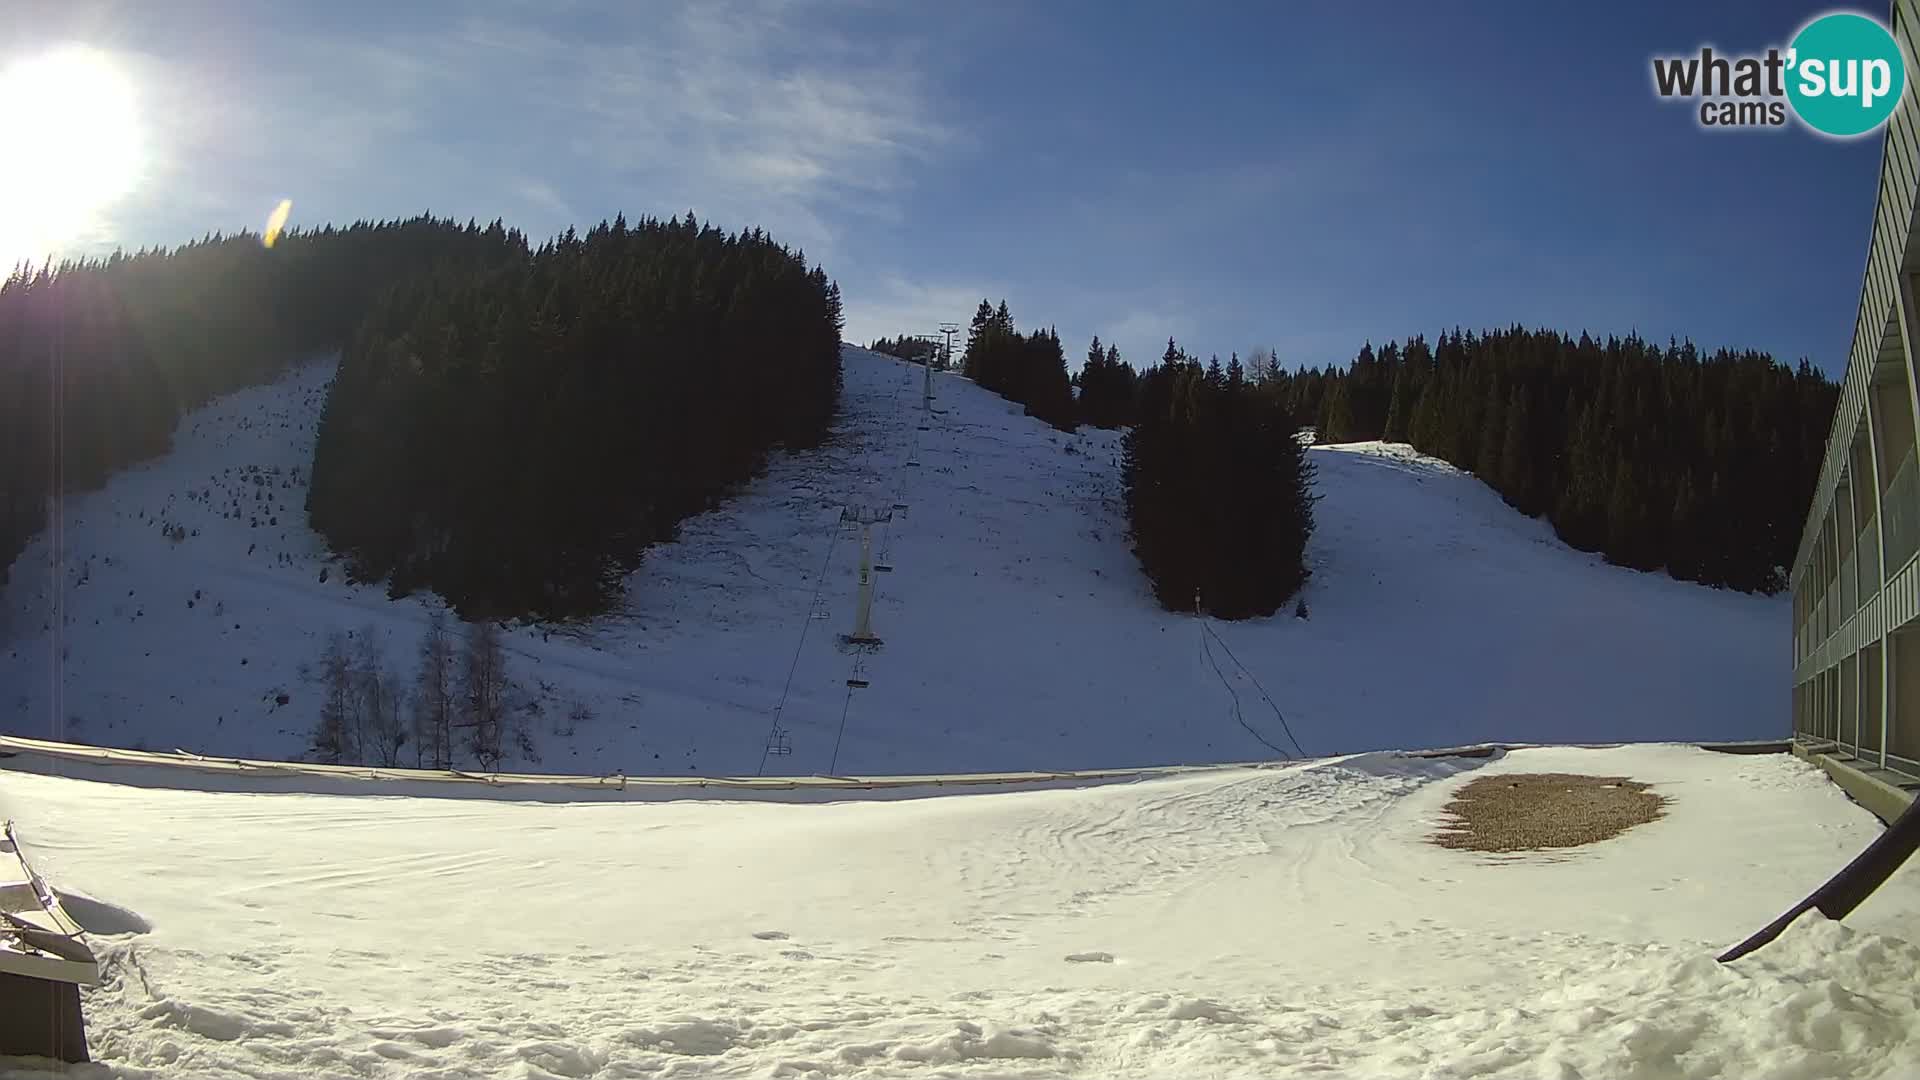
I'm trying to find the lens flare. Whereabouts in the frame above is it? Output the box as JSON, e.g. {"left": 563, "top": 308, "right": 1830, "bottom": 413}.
{"left": 264, "top": 199, "right": 293, "bottom": 249}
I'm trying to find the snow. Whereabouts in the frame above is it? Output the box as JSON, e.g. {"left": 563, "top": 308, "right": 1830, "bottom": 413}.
{"left": 0, "top": 347, "right": 1786, "bottom": 775}
{"left": 1, "top": 744, "right": 1916, "bottom": 1077}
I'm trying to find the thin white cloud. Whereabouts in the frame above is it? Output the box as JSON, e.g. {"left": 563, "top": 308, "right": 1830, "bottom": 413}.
{"left": 1106, "top": 311, "right": 1191, "bottom": 354}
{"left": 844, "top": 275, "right": 1005, "bottom": 347}
{"left": 66, "top": 0, "right": 953, "bottom": 261}
{"left": 445, "top": 0, "right": 954, "bottom": 259}
{"left": 514, "top": 180, "right": 575, "bottom": 222}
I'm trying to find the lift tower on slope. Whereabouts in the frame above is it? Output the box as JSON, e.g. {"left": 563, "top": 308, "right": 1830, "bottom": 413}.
{"left": 939, "top": 321, "right": 960, "bottom": 372}
{"left": 840, "top": 505, "right": 891, "bottom": 647}
{"left": 922, "top": 344, "right": 934, "bottom": 414}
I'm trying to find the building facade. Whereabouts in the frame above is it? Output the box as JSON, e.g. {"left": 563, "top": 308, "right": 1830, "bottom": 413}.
{"left": 1791, "top": 0, "right": 1920, "bottom": 789}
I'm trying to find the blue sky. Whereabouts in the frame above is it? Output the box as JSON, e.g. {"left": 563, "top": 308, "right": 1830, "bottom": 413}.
{"left": 0, "top": 0, "right": 1888, "bottom": 375}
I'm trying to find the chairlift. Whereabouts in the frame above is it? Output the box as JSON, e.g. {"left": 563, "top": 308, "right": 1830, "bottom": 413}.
{"left": 846, "top": 677, "right": 871, "bottom": 689}
{"left": 766, "top": 729, "right": 792, "bottom": 756}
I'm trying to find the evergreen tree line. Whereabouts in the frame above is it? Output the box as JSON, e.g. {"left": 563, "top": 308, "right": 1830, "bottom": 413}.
{"left": 960, "top": 300, "right": 1077, "bottom": 431}
{"left": 0, "top": 216, "right": 536, "bottom": 587}
{"left": 307, "top": 213, "right": 845, "bottom": 619}
{"left": 1074, "top": 334, "right": 1140, "bottom": 429}
{"left": 1275, "top": 328, "right": 1837, "bottom": 591}
{"left": 1124, "top": 340, "right": 1316, "bottom": 618}
{"left": 867, "top": 334, "right": 947, "bottom": 368}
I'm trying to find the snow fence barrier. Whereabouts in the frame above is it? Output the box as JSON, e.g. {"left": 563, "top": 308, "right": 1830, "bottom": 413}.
{"left": 0, "top": 735, "right": 1790, "bottom": 802}
{"left": 0, "top": 734, "right": 1286, "bottom": 800}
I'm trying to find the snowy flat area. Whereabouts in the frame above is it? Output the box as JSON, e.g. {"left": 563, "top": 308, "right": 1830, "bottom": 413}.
{"left": 1, "top": 744, "right": 1915, "bottom": 1078}
{"left": 1, "top": 346, "right": 1784, "bottom": 774}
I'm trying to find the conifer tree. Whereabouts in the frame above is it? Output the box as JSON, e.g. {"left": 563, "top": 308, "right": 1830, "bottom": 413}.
{"left": 1123, "top": 340, "right": 1314, "bottom": 618}
{"left": 1319, "top": 379, "right": 1354, "bottom": 444}
{"left": 1499, "top": 388, "right": 1537, "bottom": 512}
{"left": 1476, "top": 377, "right": 1506, "bottom": 477}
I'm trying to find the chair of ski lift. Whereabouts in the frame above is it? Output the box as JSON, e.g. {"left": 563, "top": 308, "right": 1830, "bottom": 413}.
{"left": 766, "top": 729, "right": 792, "bottom": 756}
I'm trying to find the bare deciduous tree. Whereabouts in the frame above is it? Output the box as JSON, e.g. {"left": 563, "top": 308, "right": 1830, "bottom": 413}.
{"left": 412, "top": 612, "right": 455, "bottom": 769}
{"left": 355, "top": 625, "right": 407, "bottom": 768}
{"left": 1245, "top": 346, "right": 1282, "bottom": 385}
{"left": 309, "top": 625, "right": 407, "bottom": 767}
{"left": 458, "top": 620, "right": 511, "bottom": 771}
{"left": 309, "top": 631, "right": 356, "bottom": 763}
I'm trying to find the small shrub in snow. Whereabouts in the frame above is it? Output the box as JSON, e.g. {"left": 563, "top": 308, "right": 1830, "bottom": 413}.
{"left": 557, "top": 700, "right": 592, "bottom": 737}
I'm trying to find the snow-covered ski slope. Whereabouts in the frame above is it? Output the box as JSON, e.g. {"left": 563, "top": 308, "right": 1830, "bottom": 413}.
{"left": 1, "top": 744, "right": 1916, "bottom": 1078}
{"left": 0, "top": 346, "right": 1783, "bottom": 775}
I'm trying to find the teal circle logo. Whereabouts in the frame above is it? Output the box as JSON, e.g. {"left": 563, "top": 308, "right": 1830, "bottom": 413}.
{"left": 1787, "top": 13, "right": 1908, "bottom": 137}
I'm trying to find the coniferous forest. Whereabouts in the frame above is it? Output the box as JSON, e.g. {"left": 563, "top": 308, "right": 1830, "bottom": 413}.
{"left": 1124, "top": 342, "right": 1316, "bottom": 618}
{"left": 0, "top": 214, "right": 844, "bottom": 620}
{"left": 960, "top": 300, "right": 1078, "bottom": 431}
{"left": 308, "top": 214, "right": 843, "bottom": 619}
{"left": 867, "top": 335, "right": 944, "bottom": 367}
{"left": 2, "top": 215, "right": 1839, "bottom": 623}
{"left": 1074, "top": 335, "right": 1139, "bottom": 429}
{"left": 1261, "top": 328, "right": 1837, "bottom": 592}
{"left": 0, "top": 217, "right": 522, "bottom": 589}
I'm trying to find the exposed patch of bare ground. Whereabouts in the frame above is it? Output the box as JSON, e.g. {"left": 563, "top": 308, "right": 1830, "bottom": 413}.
{"left": 1431, "top": 773, "right": 1666, "bottom": 853}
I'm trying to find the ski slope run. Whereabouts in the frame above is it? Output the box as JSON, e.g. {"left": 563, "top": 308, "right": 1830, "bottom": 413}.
{"left": 1, "top": 744, "right": 1915, "bottom": 1078}
{"left": 0, "top": 346, "right": 1784, "bottom": 774}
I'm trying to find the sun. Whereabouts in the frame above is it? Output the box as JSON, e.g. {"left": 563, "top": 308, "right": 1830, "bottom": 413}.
{"left": 0, "top": 45, "right": 143, "bottom": 271}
